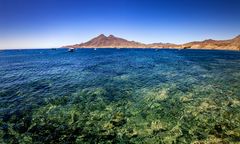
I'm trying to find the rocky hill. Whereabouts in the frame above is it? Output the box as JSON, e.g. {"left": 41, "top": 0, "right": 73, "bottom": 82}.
{"left": 182, "top": 35, "right": 240, "bottom": 50}
{"left": 63, "top": 34, "right": 240, "bottom": 50}
{"left": 65, "top": 34, "right": 146, "bottom": 48}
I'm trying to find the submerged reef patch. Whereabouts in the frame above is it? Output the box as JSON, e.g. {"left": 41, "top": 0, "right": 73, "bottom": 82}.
{"left": 0, "top": 49, "right": 240, "bottom": 143}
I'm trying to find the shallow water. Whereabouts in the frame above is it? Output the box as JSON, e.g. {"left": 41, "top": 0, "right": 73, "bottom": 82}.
{"left": 0, "top": 48, "right": 240, "bottom": 143}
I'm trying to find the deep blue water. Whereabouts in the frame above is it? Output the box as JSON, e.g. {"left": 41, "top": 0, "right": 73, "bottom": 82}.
{"left": 0, "top": 48, "right": 240, "bottom": 143}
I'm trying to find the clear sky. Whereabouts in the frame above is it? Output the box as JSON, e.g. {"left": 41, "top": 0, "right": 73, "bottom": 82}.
{"left": 1, "top": 0, "right": 240, "bottom": 49}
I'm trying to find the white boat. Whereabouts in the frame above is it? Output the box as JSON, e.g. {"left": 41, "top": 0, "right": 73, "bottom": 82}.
{"left": 94, "top": 48, "right": 97, "bottom": 50}
{"left": 68, "top": 48, "right": 75, "bottom": 52}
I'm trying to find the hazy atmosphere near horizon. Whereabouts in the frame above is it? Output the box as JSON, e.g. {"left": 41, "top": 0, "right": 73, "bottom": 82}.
{"left": 1, "top": 0, "right": 240, "bottom": 49}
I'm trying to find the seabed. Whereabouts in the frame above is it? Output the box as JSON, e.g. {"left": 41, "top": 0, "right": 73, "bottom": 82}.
{"left": 0, "top": 49, "right": 240, "bottom": 143}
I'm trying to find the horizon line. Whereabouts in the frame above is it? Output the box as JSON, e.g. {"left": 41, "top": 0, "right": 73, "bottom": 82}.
{"left": 0, "top": 34, "right": 239, "bottom": 50}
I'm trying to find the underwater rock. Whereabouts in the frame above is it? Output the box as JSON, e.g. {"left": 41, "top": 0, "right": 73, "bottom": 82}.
{"left": 126, "top": 128, "right": 138, "bottom": 138}
{"left": 191, "top": 135, "right": 227, "bottom": 144}
{"left": 155, "top": 89, "right": 169, "bottom": 101}
{"left": 19, "top": 136, "right": 32, "bottom": 143}
{"left": 180, "top": 94, "right": 193, "bottom": 102}
{"left": 229, "top": 99, "right": 240, "bottom": 107}
{"left": 110, "top": 112, "right": 126, "bottom": 127}
{"left": 102, "top": 122, "right": 114, "bottom": 132}
{"left": 151, "top": 120, "right": 166, "bottom": 134}
{"left": 225, "top": 129, "right": 240, "bottom": 138}
{"left": 197, "top": 100, "right": 217, "bottom": 113}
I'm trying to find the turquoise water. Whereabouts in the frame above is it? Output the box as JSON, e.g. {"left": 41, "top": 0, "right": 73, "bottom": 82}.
{"left": 0, "top": 48, "right": 240, "bottom": 143}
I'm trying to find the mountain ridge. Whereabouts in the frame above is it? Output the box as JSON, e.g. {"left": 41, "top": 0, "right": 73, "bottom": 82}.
{"left": 63, "top": 34, "right": 240, "bottom": 50}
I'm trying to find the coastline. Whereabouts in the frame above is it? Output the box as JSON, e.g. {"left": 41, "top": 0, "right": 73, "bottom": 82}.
{"left": 63, "top": 34, "right": 240, "bottom": 51}
{"left": 1, "top": 47, "right": 240, "bottom": 51}
{"left": 61, "top": 47, "right": 240, "bottom": 51}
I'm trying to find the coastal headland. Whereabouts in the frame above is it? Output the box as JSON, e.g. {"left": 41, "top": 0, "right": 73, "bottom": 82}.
{"left": 64, "top": 34, "right": 240, "bottom": 51}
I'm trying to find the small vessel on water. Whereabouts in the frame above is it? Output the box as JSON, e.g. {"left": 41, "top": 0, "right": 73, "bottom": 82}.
{"left": 68, "top": 48, "right": 75, "bottom": 52}
{"left": 94, "top": 48, "right": 97, "bottom": 50}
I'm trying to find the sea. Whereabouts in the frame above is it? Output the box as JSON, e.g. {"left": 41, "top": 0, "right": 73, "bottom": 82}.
{"left": 0, "top": 48, "right": 240, "bottom": 143}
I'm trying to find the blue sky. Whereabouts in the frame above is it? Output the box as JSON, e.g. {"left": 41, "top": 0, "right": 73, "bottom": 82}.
{"left": 0, "top": 0, "right": 240, "bottom": 49}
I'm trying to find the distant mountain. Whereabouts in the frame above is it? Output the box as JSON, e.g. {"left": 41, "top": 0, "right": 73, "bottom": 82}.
{"left": 147, "top": 42, "right": 180, "bottom": 49}
{"left": 63, "top": 34, "right": 240, "bottom": 50}
{"left": 182, "top": 35, "right": 240, "bottom": 50}
{"left": 64, "top": 34, "right": 146, "bottom": 48}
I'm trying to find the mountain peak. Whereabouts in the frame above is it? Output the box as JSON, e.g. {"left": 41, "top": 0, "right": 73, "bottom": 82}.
{"left": 98, "top": 34, "right": 107, "bottom": 38}
{"left": 108, "top": 35, "right": 115, "bottom": 38}
{"left": 66, "top": 34, "right": 146, "bottom": 48}
{"left": 203, "top": 39, "right": 215, "bottom": 43}
{"left": 63, "top": 34, "right": 240, "bottom": 50}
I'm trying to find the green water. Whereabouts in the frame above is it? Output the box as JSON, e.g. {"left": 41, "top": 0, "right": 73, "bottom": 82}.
{"left": 0, "top": 49, "right": 240, "bottom": 143}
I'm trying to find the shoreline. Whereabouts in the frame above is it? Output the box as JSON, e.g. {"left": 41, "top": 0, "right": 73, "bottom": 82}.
{"left": 1, "top": 47, "right": 240, "bottom": 51}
